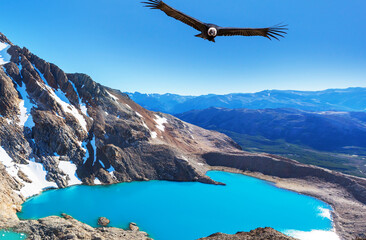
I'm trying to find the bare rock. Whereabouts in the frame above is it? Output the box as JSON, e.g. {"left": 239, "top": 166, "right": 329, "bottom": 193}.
{"left": 17, "top": 170, "right": 32, "bottom": 183}
{"left": 97, "top": 217, "right": 110, "bottom": 227}
{"left": 129, "top": 222, "right": 139, "bottom": 231}
{"left": 61, "top": 213, "right": 73, "bottom": 220}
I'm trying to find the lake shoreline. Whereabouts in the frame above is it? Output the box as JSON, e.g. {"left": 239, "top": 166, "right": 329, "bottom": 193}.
{"left": 4, "top": 169, "right": 335, "bottom": 240}
{"left": 209, "top": 165, "right": 366, "bottom": 240}
{"left": 1, "top": 160, "right": 365, "bottom": 240}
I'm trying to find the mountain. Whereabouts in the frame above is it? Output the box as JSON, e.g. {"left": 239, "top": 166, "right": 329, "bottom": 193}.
{"left": 127, "top": 88, "right": 366, "bottom": 114}
{"left": 1, "top": 32, "right": 366, "bottom": 239}
{"left": 176, "top": 107, "right": 366, "bottom": 177}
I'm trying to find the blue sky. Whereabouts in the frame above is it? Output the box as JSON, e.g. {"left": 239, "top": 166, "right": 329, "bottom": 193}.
{"left": 1, "top": 0, "right": 365, "bottom": 95}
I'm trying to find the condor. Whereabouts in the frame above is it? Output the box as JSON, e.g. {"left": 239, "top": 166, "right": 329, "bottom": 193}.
{"left": 143, "top": 0, "right": 287, "bottom": 42}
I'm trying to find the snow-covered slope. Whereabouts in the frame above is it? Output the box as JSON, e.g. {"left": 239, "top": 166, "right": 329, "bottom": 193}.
{"left": 0, "top": 42, "right": 11, "bottom": 65}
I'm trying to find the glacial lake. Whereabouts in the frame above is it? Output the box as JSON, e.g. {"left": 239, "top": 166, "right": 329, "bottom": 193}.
{"left": 18, "top": 171, "right": 334, "bottom": 240}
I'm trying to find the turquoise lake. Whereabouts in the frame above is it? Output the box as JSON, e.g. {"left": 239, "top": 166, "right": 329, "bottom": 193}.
{"left": 18, "top": 171, "right": 333, "bottom": 240}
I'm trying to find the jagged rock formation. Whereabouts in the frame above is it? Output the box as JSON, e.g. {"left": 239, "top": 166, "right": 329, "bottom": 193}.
{"left": 198, "top": 227, "right": 296, "bottom": 240}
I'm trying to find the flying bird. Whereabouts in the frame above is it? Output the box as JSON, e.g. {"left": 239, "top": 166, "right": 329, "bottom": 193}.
{"left": 142, "top": 0, "right": 287, "bottom": 42}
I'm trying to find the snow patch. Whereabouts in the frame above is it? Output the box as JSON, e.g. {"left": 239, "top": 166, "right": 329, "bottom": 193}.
{"left": 33, "top": 65, "right": 88, "bottom": 132}
{"left": 3, "top": 67, "right": 35, "bottom": 128}
{"left": 19, "top": 158, "right": 58, "bottom": 198}
{"left": 80, "top": 104, "right": 88, "bottom": 116}
{"left": 0, "top": 146, "right": 17, "bottom": 177}
{"left": 155, "top": 114, "right": 167, "bottom": 132}
{"left": 70, "top": 81, "right": 89, "bottom": 117}
{"left": 16, "top": 83, "right": 35, "bottom": 128}
{"left": 180, "top": 156, "right": 189, "bottom": 162}
{"left": 0, "top": 150, "right": 50, "bottom": 199}
{"left": 135, "top": 112, "right": 143, "bottom": 118}
{"left": 0, "top": 42, "right": 11, "bottom": 65}
{"left": 94, "top": 178, "right": 102, "bottom": 185}
{"left": 106, "top": 90, "right": 118, "bottom": 101}
{"left": 151, "top": 131, "right": 157, "bottom": 139}
{"left": 58, "top": 161, "right": 82, "bottom": 186}
{"left": 318, "top": 207, "right": 332, "bottom": 220}
{"left": 49, "top": 87, "right": 88, "bottom": 132}
{"left": 82, "top": 141, "right": 89, "bottom": 164}
{"left": 142, "top": 122, "right": 149, "bottom": 129}
{"left": 285, "top": 229, "right": 339, "bottom": 240}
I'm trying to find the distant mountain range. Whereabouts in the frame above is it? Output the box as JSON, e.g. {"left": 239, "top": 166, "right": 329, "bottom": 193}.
{"left": 127, "top": 88, "right": 366, "bottom": 114}
{"left": 177, "top": 108, "right": 366, "bottom": 177}
{"left": 177, "top": 108, "right": 366, "bottom": 152}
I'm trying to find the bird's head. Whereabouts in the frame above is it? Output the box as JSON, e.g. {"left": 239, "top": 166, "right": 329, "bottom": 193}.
{"left": 208, "top": 27, "right": 217, "bottom": 37}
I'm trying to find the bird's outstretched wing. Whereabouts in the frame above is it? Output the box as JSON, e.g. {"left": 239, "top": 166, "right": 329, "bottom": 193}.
{"left": 142, "top": 0, "right": 206, "bottom": 32}
{"left": 217, "top": 25, "right": 288, "bottom": 40}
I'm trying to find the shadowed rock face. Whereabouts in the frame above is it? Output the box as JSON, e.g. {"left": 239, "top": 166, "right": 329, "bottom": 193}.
{"left": 198, "top": 227, "right": 296, "bottom": 240}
